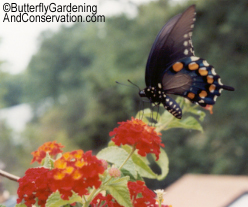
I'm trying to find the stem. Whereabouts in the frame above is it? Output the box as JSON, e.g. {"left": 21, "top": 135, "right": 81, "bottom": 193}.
{"left": 0, "top": 169, "right": 20, "bottom": 182}
{"left": 155, "top": 116, "right": 174, "bottom": 133}
{"left": 118, "top": 145, "right": 136, "bottom": 170}
{"left": 83, "top": 187, "right": 101, "bottom": 207}
{"left": 83, "top": 145, "right": 136, "bottom": 207}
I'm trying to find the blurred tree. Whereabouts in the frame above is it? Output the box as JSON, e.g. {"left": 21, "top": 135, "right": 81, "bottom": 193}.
{"left": 10, "top": 0, "right": 247, "bottom": 190}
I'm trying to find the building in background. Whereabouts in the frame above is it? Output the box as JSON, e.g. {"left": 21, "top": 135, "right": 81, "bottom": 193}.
{"left": 164, "top": 174, "right": 248, "bottom": 207}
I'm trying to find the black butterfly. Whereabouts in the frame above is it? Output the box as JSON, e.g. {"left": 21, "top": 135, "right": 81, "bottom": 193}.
{"left": 139, "top": 5, "right": 234, "bottom": 119}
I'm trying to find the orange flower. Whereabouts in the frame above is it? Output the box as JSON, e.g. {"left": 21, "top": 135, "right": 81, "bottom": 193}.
{"left": 50, "top": 150, "right": 105, "bottom": 200}
{"left": 17, "top": 149, "right": 105, "bottom": 206}
{"left": 31, "top": 141, "right": 64, "bottom": 164}
{"left": 109, "top": 117, "right": 164, "bottom": 161}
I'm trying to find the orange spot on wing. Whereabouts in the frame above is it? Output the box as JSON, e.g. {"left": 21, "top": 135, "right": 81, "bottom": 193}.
{"left": 188, "top": 62, "right": 199, "bottom": 70}
{"left": 199, "top": 68, "right": 208, "bottom": 76}
{"left": 199, "top": 90, "right": 207, "bottom": 98}
{"left": 207, "top": 75, "right": 214, "bottom": 84}
{"left": 209, "top": 84, "right": 216, "bottom": 92}
{"left": 187, "top": 92, "right": 195, "bottom": 99}
{"left": 172, "top": 62, "right": 183, "bottom": 72}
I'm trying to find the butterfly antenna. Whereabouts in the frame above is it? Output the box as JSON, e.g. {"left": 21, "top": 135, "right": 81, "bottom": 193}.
{"left": 115, "top": 81, "right": 137, "bottom": 89}
{"left": 127, "top": 79, "right": 141, "bottom": 91}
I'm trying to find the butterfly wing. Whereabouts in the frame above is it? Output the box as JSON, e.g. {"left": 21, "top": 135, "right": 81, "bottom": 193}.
{"left": 145, "top": 5, "right": 196, "bottom": 87}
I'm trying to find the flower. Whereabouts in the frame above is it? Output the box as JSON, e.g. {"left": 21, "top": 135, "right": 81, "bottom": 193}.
{"left": 154, "top": 189, "right": 172, "bottom": 207}
{"left": 109, "top": 117, "right": 164, "bottom": 160}
{"left": 49, "top": 150, "right": 105, "bottom": 200}
{"left": 128, "top": 180, "right": 156, "bottom": 207}
{"left": 91, "top": 181, "right": 156, "bottom": 207}
{"left": 17, "top": 148, "right": 105, "bottom": 206}
{"left": 100, "top": 159, "right": 108, "bottom": 170}
{"left": 91, "top": 193, "right": 123, "bottom": 207}
{"left": 17, "top": 167, "right": 52, "bottom": 207}
{"left": 108, "top": 166, "right": 121, "bottom": 178}
{"left": 31, "top": 141, "right": 64, "bottom": 164}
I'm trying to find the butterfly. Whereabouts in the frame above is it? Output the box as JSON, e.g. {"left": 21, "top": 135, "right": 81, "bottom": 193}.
{"left": 139, "top": 5, "right": 234, "bottom": 119}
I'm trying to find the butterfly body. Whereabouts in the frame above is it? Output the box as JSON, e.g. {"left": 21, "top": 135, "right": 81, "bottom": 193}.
{"left": 140, "top": 5, "right": 234, "bottom": 119}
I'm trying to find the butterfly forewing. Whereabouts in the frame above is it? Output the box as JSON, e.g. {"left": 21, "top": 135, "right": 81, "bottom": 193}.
{"left": 145, "top": 5, "right": 196, "bottom": 87}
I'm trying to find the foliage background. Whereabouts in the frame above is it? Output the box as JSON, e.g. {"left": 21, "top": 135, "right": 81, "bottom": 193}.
{"left": 0, "top": 0, "right": 246, "bottom": 193}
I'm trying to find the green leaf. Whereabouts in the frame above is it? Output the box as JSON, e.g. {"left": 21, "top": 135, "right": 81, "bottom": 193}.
{"left": 187, "top": 106, "right": 206, "bottom": 122}
{"left": 152, "top": 148, "right": 169, "bottom": 180}
{"left": 97, "top": 146, "right": 137, "bottom": 179}
{"left": 131, "top": 152, "right": 157, "bottom": 179}
{"left": 14, "top": 204, "right": 27, "bottom": 207}
{"left": 136, "top": 108, "right": 160, "bottom": 124}
{"left": 0, "top": 204, "right": 7, "bottom": 207}
{"left": 121, "top": 140, "right": 168, "bottom": 180}
{"left": 105, "top": 176, "right": 132, "bottom": 207}
{"left": 46, "top": 191, "right": 82, "bottom": 207}
{"left": 164, "top": 116, "right": 203, "bottom": 132}
{"left": 41, "top": 152, "right": 54, "bottom": 169}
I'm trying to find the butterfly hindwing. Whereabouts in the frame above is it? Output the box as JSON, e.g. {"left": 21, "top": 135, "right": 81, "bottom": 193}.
{"left": 162, "top": 56, "right": 234, "bottom": 107}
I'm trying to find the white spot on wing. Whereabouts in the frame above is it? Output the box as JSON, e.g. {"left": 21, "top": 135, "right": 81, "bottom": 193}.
{"left": 218, "top": 78, "right": 223, "bottom": 85}
{"left": 184, "top": 49, "right": 189, "bottom": 55}
{"left": 190, "top": 56, "right": 200, "bottom": 61}
{"left": 214, "top": 95, "right": 218, "bottom": 101}
{"left": 184, "top": 41, "right": 188, "bottom": 46}
{"left": 203, "top": 60, "right": 210, "bottom": 66}
{"left": 184, "top": 34, "right": 188, "bottom": 38}
{"left": 211, "top": 68, "right": 217, "bottom": 75}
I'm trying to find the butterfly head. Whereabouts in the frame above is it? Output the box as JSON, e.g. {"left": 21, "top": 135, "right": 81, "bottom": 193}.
{"left": 139, "top": 90, "right": 146, "bottom": 97}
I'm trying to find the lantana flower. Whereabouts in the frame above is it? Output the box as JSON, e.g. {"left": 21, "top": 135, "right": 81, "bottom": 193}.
{"left": 31, "top": 141, "right": 64, "bottom": 163}
{"left": 91, "top": 180, "right": 157, "bottom": 207}
{"left": 17, "top": 149, "right": 105, "bottom": 206}
{"left": 128, "top": 180, "right": 156, "bottom": 207}
{"left": 109, "top": 117, "right": 164, "bottom": 160}
{"left": 50, "top": 150, "right": 105, "bottom": 200}
{"left": 17, "top": 167, "right": 51, "bottom": 207}
{"left": 91, "top": 193, "right": 123, "bottom": 207}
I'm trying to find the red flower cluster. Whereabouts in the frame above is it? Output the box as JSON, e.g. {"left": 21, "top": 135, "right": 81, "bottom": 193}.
{"left": 31, "top": 141, "right": 64, "bottom": 163}
{"left": 109, "top": 117, "right": 164, "bottom": 160}
{"left": 17, "top": 150, "right": 105, "bottom": 207}
{"left": 91, "top": 193, "right": 123, "bottom": 207}
{"left": 50, "top": 150, "right": 105, "bottom": 199}
{"left": 128, "top": 181, "right": 156, "bottom": 207}
{"left": 91, "top": 180, "right": 156, "bottom": 207}
{"left": 17, "top": 167, "right": 51, "bottom": 207}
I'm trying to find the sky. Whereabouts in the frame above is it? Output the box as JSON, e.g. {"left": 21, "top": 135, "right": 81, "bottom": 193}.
{"left": 0, "top": 0, "right": 152, "bottom": 74}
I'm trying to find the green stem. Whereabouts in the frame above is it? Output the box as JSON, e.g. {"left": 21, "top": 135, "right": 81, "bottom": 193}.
{"left": 155, "top": 116, "right": 174, "bottom": 133}
{"left": 83, "top": 187, "right": 101, "bottom": 207}
{"left": 83, "top": 145, "right": 136, "bottom": 207}
{"left": 118, "top": 145, "right": 136, "bottom": 170}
